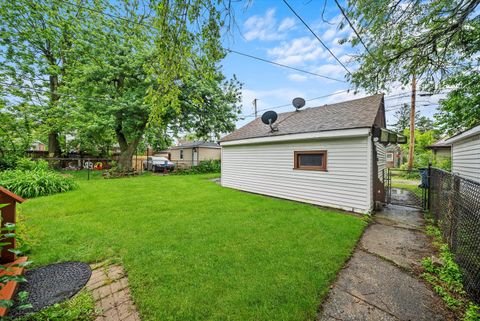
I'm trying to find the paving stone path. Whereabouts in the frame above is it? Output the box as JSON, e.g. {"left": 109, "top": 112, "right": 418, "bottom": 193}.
{"left": 318, "top": 204, "right": 454, "bottom": 321}
{"left": 86, "top": 263, "right": 141, "bottom": 321}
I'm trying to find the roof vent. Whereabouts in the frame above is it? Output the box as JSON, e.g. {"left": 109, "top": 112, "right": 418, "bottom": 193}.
{"left": 261, "top": 111, "right": 278, "bottom": 132}
{"left": 292, "top": 97, "right": 306, "bottom": 111}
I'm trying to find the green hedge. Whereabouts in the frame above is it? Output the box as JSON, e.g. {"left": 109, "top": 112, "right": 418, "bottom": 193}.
{"left": 175, "top": 160, "right": 221, "bottom": 175}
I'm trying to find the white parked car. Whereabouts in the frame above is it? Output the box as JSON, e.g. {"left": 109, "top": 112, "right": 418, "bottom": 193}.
{"left": 143, "top": 156, "right": 175, "bottom": 172}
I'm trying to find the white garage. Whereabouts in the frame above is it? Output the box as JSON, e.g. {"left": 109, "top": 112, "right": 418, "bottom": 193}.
{"left": 220, "top": 94, "right": 393, "bottom": 214}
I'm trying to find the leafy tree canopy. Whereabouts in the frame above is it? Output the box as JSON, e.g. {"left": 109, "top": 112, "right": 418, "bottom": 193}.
{"left": 435, "top": 68, "right": 480, "bottom": 135}
{"left": 341, "top": 0, "right": 479, "bottom": 92}
{"left": 1, "top": 0, "right": 241, "bottom": 169}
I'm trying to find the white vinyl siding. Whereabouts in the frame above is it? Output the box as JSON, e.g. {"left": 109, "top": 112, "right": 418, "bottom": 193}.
{"left": 451, "top": 134, "right": 480, "bottom": 182}
{"left": 221, "top": 136, "right": 373, "bottom": 213}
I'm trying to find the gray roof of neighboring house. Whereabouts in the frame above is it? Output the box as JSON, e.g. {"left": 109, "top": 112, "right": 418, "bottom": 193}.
{"left": 444, "top": 124, "right": 480, "bottom": 144}
{"left": 426, "top": 139, "right": 451, "bottom": 150}
{"left": 170, "top": 141, "right": 221, "bottom": 149}
{"left": 220, "top": 94, "right": 384, "bottom": 142}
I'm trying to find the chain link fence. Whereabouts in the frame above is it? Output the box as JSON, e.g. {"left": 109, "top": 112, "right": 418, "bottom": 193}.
{"left": 429, "top": 168, "right": 480, "bottom": 303}
{"left": 386, "top": 168, "right": 427, "bottom": 209}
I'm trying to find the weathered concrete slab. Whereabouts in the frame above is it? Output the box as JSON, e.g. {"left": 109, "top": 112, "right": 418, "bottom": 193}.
{"left": 360, "top": 223, "right": 432, "bottom": 270}
{"left": 319, "top": 286, "right": 398, "bottom": 321}
{"left": 375, "top": 204, "right": 424, "bottom": 230}
{"left": 318, "top": 250, "right": 453, "bottom": 321}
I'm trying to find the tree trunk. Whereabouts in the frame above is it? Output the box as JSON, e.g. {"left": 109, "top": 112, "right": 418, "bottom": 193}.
{"left": 118, "top": 146, "right": 135, "bottom": 170}
{"left": 48, "top": 72, "right": 62, "bottom": 158}
{"left": 48, "top": 131, "right": 62, "bottom": 158}
{"left": 115, "top": 122, "right": 145, "bottom": 171}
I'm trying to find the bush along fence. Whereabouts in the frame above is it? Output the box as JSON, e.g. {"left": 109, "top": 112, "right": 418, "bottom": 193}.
{"left": 429, "top": 167, "right": 480, "bottom": 304}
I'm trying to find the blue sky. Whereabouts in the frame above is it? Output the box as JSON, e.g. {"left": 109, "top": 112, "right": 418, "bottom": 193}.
{"left": 220, "top": 1, "right": 446, "bottom": 129}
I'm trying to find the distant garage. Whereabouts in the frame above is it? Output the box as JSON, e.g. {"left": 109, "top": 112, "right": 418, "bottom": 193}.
{"left": 220, "top": 94, "right": 404, "bottom": 214}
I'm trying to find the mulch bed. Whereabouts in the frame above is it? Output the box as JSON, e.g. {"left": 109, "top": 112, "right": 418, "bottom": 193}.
{"left": 10, "top": 262, "right": 91, "bottom": 317}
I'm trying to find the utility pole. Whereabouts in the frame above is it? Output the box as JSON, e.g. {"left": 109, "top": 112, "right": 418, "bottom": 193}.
{"left": 407, "top": 74, "right": 416, "bottom": 170}
{"left": 252, "top": 98, "right": 258, "bottom": 118}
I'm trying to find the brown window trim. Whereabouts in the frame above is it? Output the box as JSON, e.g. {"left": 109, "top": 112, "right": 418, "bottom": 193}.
{"left": 294, "top": 150, "right": 327, "bottom": 171}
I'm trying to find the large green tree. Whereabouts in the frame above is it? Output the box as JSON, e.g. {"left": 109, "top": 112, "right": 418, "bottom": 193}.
{"left": 0, "top": 0, "right": 87, "bottom": 157}
{"left": 66, "top": 0, "right": 241, "bottom": 169}
{"left": 340, "top": 0, "right": 479, "bottom": 92}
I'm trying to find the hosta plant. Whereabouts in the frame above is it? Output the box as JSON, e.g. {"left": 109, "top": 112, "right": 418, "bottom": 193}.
{"left": 0, "top": 169, "right": 77, "bottom": 198}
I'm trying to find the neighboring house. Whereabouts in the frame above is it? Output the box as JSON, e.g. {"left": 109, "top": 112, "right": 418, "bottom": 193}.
{"left": 30, "top": 141, "right": 46, "bottom": 151}
{"left": 169, "top": 141, "right": 221, "bottom": 168}
{"left": 426, "top": 139, "right": 451, "bottom": 163}
{"left": 444, "top": 125, "right": 480, "bottom": 182}
{"left": 220, "top": 94, "right": 396, "bottom": 214}
{"left": 385, "top": 144, "right": 402, "bottom": 168}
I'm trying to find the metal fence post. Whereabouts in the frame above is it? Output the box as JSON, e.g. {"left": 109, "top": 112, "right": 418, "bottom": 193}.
{"left": 427, "top": 162, "right": 432, "bottom": 210}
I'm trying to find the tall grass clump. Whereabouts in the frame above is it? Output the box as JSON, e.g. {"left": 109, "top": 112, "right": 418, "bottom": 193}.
{"left": 0, "top": 159, "right": 77, "bottom": 198}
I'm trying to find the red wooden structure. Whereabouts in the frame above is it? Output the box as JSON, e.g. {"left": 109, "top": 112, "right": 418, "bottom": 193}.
{"left": 0, "top": 186, "right": 25, "bottom": 263}
{"left": 0, "top": 186, "right": 27, "bottom": 316}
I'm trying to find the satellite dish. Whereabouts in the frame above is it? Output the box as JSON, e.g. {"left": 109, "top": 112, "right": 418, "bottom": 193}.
{"left": 292, "top": 97, "right": 306, "bottom": 111}
{"left": 261, "top": 110, "right": 278, "bottom": 132}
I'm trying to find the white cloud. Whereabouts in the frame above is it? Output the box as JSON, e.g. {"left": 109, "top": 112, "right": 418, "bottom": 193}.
{"left": 278, "top": 17, "right": 295, "bottom": 32}
{"left": 321, "top": 28, "right": 337, "bottom": 42}
{"left": 313, "top": 64, "right": 346, "bottom": 77}
{"left": 267, "top": 37, "right": 328, "bottom": 65}
{"left": 287, "top": 73, "right": 308, "bottom": 82}
{"left": 243, "top": 9, "right": 296, "bottom": 42}
{"left": 243, "top": 8, "right": 282, "bottom": 41}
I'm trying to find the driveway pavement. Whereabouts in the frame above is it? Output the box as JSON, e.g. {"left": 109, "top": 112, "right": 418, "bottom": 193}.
{"left": 318, "top": 205, "right": 454, "bottom": 321}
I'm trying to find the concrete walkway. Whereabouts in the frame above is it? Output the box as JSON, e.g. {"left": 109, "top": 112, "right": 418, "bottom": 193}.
{"left": 318, "top": 204, "right": 454, "bottom": 321}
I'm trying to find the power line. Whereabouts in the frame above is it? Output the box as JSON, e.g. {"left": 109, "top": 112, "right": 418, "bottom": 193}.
{"left": 240, "top": 89, "right": 353, "bottom": 118}
{"left": 55, "top": 0, "right": 346, "bottom": 82}
{"left": 333, "top": 0, "right": 372, "bottom": 57}
{"left": 226, "top": 49, "right": 345, "bottom": 82}
{"left": 283, "top": 0, "right": 352, "bottom": 75}
{"left": 385, "top": 102, "right": 439, "bottom": 112}
{"left": 240, "top": 89, "right": 443, "bottom": 119}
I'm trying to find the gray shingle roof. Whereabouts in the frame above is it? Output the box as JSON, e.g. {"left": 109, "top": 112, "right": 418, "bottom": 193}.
{"left": 221, "top": 94, "right": 384, "bottom": 142}
{"left": 170, "top": 141, "right": 221, "bottom": 149}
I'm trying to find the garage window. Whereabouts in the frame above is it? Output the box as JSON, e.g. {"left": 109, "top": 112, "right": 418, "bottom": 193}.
{"left": 294, "top": 151, "right": 327, "bottom": 171}
{"left": 180, "top": 149, "right": 184, "bottom": 160}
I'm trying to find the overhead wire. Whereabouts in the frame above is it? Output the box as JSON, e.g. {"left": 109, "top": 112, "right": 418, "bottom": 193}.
{"left": 239, "top": 89, "right": 353, "bottom": 118}
{"left": 333, "top": 0, "right": 372, "bottom": 57}
{"left": 240, "top": 89, "right": 447, "bottom": 119}
{"left": 55, "top": 0, "right": 346, "bottom": 82}
{"left": 283, "top": 0, "right": 352, "bottom": 75}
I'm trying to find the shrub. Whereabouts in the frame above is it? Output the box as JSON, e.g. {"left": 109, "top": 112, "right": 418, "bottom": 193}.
{"left": 434, "top": 158, "right": 452, "bottom": 171}
{"left": 422, "top": 224, "right": 479, "bottom": 320}
{"left": 15, "top": 158, "right": 49, "bottom": 171}
{"left": 0, "top": 154, "right": 18, "bottom": 170}
{"left": 0, "top": 169, "right": 77, "bottom": 198}
{"left": 174, "top": 160, "right": 221, "bottom": 175}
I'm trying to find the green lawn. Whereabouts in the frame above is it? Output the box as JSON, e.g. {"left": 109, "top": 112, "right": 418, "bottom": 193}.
{"left": 392, "top": 182, "right": 424, "bottom": 199}
{"left": 18, "top": 173, "right": 365, "bottom": 321}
